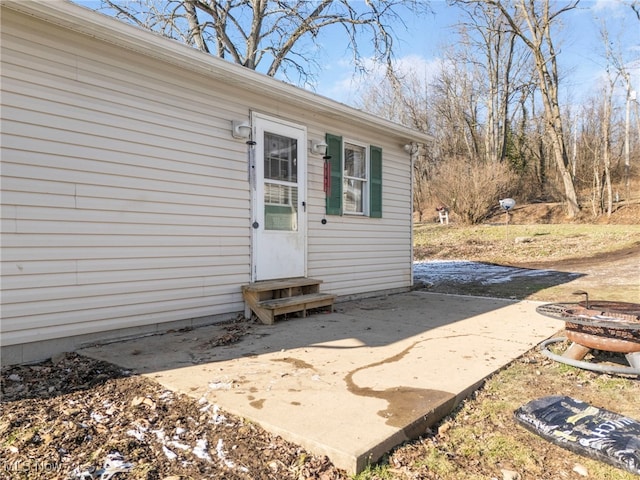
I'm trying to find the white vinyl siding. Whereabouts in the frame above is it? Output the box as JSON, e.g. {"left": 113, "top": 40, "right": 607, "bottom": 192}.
{"left": 1, "top": 11, "right": 251, "bottom": 346}
{"left": 305, "top": 129, "right": 412, "bottom": 296}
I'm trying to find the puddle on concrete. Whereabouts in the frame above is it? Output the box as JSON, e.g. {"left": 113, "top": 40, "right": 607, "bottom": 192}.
{"left": 345, "top": 340, "right": 455, "bottom": 427}
{"left": 250, "top": 398, "right": 265, "bottom": 409}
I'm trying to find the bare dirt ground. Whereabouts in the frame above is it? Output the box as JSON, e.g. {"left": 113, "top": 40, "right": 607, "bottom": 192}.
{"left": 1, "top": 336, "right": 345, "bottom": 480}
{"left": 2, "top": 203, "right": 639, "bottom": 480}
{"left": 505, "top": 201, "right": 640, "bottom": 304}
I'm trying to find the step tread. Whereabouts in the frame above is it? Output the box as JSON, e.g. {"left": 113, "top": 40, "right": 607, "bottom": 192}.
{"left": 258, "top": 292, "right": 335, "bottom": 309}
{"left": 242, "top": 277, "right": 323, "bottom": 293}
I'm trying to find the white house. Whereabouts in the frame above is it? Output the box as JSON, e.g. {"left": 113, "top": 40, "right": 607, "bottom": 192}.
{"left": 0, "top": 0, "right": 430, "bottom": 364}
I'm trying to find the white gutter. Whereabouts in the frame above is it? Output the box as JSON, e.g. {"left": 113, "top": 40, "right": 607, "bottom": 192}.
{"left": 3, "top": 0, "right": 432, "bottom": 145}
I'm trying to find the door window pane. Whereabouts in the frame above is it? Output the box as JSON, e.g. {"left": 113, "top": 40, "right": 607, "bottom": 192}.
{"left": 264, "top": 184, "right": 298, "bottom": 231}
{"left": 264, "top": 132, "right": 297, "bottom": 182}
{"left": 263, "top": 132, "right": 299, "bottom": 230}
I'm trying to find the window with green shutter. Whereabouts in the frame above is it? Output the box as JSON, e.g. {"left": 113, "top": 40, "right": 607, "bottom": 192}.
{"left": 324, "top": 133, "right": 382, "bottom": 218}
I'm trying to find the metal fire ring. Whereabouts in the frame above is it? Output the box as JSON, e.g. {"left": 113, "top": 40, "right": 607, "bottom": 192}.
{"left": 536, "top": 300, "right": 640, "bottom": 376}
{"left": 536, "top": 301, "right": 640, "bottom": 330}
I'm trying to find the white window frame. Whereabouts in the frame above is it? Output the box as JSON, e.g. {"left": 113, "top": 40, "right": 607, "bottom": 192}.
{"left": 342, "top": 139, "right": 369, "bottom": 215}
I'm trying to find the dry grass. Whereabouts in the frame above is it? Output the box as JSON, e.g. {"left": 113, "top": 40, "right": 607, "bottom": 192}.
{"left": 413, "top": 223, "right": 640, "bottom": 265}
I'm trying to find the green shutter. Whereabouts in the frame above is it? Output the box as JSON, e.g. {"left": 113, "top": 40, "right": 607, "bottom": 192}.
{"left": 325, "top": 133, "right": 343, "bottom": 215}
{"left": 369, "top": 145, "right": 382, "bottom": 218}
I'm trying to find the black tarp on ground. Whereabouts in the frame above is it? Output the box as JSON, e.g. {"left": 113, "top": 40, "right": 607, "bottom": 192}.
{"left": 515, "top": 395, "right": 640, "bottom": 475}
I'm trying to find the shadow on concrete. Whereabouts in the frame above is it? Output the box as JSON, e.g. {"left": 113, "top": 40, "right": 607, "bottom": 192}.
{"left": 79, "top": 292, "right": 533, "bottom": 374}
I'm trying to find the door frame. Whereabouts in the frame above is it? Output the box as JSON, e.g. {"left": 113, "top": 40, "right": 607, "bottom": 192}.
{"left": 250, "top": 112, "right": 308, "bottom": 282}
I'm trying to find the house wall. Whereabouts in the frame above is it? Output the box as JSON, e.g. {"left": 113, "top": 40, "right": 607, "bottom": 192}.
{"left": 248, "top": 104, "right": 414, "bottom": 298}
{"left": 0, "top": 7, "right": 413, "bottom": 364}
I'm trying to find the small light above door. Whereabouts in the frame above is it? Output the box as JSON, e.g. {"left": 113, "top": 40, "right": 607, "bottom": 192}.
{"left": 309, "top": 139, "right": 328, "bottom": 156}
{"left": 232, "top": 120, "right": 251, "bottom": 139}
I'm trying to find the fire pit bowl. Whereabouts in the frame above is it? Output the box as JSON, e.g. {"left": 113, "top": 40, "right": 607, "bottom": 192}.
{"left": 536, "top": 299, "right": 640, "bottom": 376}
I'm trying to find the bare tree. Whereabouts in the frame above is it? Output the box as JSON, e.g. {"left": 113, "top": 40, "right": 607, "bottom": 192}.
{"left": 454, "top": 2, "right": 531, "bottom": 165}
{"left": 601, "top": 25, "right": 637, "bottom": 203}
{"left": 97, "top": 0, "right": 430, "bottom": 85}
{"left": 601, "top": 77, "right": 615, "bottom": 217}
{"left": 427, "top": 50, "right": 485, "bottom": 162}
{"left": 480, "top": 0, "right": 581, "bottom": 217}
{"left": 579, "top": 95, "right": 604, "bottom": 217}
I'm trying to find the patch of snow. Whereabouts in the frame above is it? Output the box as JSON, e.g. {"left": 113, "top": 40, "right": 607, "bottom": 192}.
{"left": 215, "top": 438, "right": 236, "bottom": 468}
{"left": 159, "top": 390, "right": 173, "bottom": 400}
{"left": 194, "top": 438, "right": 212, "bottom": 462}
{"left": 162, "top": 445, "right": 178, "bottom": 461}
{"left": 126, "top": 427, "right": 146, "bottom": 441}
{"left": 210, "top": 404, "right": 227, "bottom": 425}
{"left": 70, "top": 466, "right": 95, "bottom": 480}
{"left": 70, "top": 452, "right": 133, "bottom": 479}
{"left": 90, "top": 412, "right": 105, "bottom": 423}
{"left": 413, "top": 260, "right": 577, "bottom": 285}
{"left": 101, "top": 452, "right": 134, "bottom": 478}
{"left": 168, "top": 440, "right": 190, "bottom": 451}
{"left": 152, "top": 429, "right": 167, "bottom": 442}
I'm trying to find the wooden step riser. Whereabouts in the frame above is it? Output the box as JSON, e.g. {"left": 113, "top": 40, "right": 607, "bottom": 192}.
{"left": 242, "top": 278, "right": 334, "bottom": 325}
{"left": 248, "top": 295, "right": 335, "bottom": 325}
{"left": 265, "top": 296, "right": 335, "bottom": 320}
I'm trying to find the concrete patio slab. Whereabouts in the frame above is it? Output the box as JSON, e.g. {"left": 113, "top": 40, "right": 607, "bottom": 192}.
{"left": 79, "top": 291, "right": 560, "bottom": 474}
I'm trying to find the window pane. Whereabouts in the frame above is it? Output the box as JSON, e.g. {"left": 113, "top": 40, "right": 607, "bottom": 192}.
{"left": 264, "top": 184, "right": 298, "bottom": 231}
{"left": 264, "top": 132, "right": 297, "bottom": 182}
{"left": 343, "top": 178, "right": 363, "bottom": 214}
{"left": 344, "top": 143, "right": 366, "bottom": 179}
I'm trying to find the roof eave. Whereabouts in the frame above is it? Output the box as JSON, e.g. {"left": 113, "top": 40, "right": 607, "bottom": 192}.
{"left": 3, "top": 0, "right": 433, "bottom": 145}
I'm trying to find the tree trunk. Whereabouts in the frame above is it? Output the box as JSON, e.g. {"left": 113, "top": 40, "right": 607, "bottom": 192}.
{"left": 489, "top": 0, "right": 581, "bottom": 217}
{"left": 602, "top": 88, "right": 613, "bottom": 217}
{"left": 534, "top": 51, "right": 580, "bottom": 217}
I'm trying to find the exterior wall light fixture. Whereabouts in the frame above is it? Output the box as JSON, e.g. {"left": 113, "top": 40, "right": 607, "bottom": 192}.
{"left": 232, "top": 120, "right": 251, "bottom": 139}
{"left": 309, "top": 139, "right": 328, "bottom": 156}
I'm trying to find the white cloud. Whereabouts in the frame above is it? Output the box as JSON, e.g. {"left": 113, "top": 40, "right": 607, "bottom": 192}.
{"left": 313, "top": 54, "right": 442, "bottom": 106}
{"left": 590, "top": 0, "right": 628, "bottom": 16}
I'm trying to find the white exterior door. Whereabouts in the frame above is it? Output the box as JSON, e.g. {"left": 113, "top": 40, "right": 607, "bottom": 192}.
{"left": 252, "top": 114, "right": 307, "bottom": 281}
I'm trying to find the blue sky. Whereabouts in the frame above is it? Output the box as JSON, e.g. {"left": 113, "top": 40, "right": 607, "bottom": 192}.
{"left": 310, "top": 0, "right": 640, "bottom": 106}
{"left": 74, "top": 0, "right": 639, "bottom": 106}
